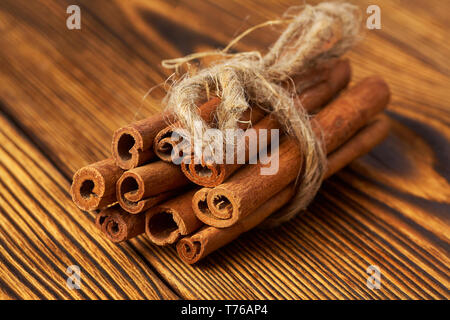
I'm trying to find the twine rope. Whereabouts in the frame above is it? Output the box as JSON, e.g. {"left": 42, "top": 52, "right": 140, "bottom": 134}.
{"left": 161, "top": 2, "right": 362, "bottom": 227}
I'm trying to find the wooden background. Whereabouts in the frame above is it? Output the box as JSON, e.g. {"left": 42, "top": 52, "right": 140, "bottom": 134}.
{"left": 0, "top": 0, "right": 448, "bottom": 299}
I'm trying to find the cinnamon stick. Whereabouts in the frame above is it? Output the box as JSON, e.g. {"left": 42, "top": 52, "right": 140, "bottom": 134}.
{"left": 71, "top": 158, "right": 123, "bottom": 211}
{"left": 193, "top": 76, "right": 390, "bottom": 228}
{"left": 95, "top": 205, "right": 145, "bottom": 243}
{"left": 178, "top": 114, "right": 390, "bottom": 264}
{"left": 112, "top": 113, "right": 175, "bottom": 170}
{"left": 145, "top": 189, "right": 203, "bottom": 245}
{"left": 153, "top": 97, "right": 223, "bottom": 162}
{"left": 181, "top": 59, "right": 351, "bottom": 187}
{"left": 180, "top": 186, "right": 294, "bottom": 264}
{"left": 114, "top": 97, "right": 219, "bottom": 168}
{"left": 116, "top": 160, "right": 190, "bottom": 214}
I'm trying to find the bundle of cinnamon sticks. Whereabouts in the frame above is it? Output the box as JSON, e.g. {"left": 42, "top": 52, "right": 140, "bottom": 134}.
{"left": 71, "top": 59, "right": 390, "bottom": 264}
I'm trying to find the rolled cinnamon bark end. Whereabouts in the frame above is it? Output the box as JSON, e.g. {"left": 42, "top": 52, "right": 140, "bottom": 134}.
{"left": 112, "top": 113, "right": 176, "bottom": 170}
{"left": 95, "top": 206, "right": 145, "bottom": 243}
{"left": 153, "top": 97, "right": 222, "bottom": 162}
{"left": 192, "top": 187, "right": 212, "bottom": 213}
{"left": 117, "top": 161, "right": 190, "bottom": 213}
{"left": 181, "top": 156, "right": 226, "bottom": 188}
{"left": 177, "top": 238, "right": 203, "bottom": 264}
{"left": 194, "top": 187, "right": 239, "bottom": 228}
{"left": 191, "top": 188, "right": 215, "bottom": 223}
{"left": 71, "top": 158, "right": 123, "bottom": 211}
{"left": 153, "top": 126, "right": 180, "bottom": 162}
{"left": 145, "top": 190, "right": 202, "bottom": 245}
{"left": 178, "top": 186, "right": 295, "bottom": 264}
{"left": 116, "top": 173, "right": 177, "bottom": 214}
{"left": 95, "top": 210, "right": 110, "bottom": 230}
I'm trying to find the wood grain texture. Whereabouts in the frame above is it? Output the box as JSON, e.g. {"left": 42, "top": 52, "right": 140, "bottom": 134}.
{"left": 0, "top": 115, "right": 177, "bottom": 299}
{"left": 0, "top": 0, "right": 448, "bottom": 299}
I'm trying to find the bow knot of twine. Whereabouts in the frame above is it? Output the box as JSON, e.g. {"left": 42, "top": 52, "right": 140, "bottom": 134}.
{"left": 161, "top": 2, "right": 362, "bottom": 227}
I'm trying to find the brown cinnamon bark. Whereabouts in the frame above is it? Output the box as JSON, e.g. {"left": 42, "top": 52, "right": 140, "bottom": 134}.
{"left": 71, "top": 158, "right": 123, "bottom": 211}
{"left": 116, "top": 160, "right": 190, "bottom": 214}
{"left": 180, "top": 186, "right": 294, "bottom": 264}
{"left": 112, "top": 113, "right": 175, "bottom": 170}
{"left": 325, "top": 114, "right": 390, "bottom": 175}
{"left": 145, "top": 189, "right": 203, "bottom": 245}
{"left": 193, "top": 76, "right": 390, "bottom": 228}
{"left": 114, "top": 97, "right": 221, "bottom": 169}
{"left": 95, "top": 205, "right": 145, "bottom": 243}
{"left": 181, "top": 59, "right": 351, "bottom": 187}
{"left": 178, "top": 114, "right": 390, "bottom": 264}
{"left": 154, "top": 99, "right": 267, "bottom": 163}
{"left": 153, "top": 97, "right": 222, "bottom": 162}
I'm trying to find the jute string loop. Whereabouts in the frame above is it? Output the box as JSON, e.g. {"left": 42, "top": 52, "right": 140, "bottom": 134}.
{"left": 161, "top": 2, "right": 362, "bottom": 227}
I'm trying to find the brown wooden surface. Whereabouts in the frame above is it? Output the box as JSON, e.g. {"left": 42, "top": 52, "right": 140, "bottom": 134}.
{"left": 0, "top": 0, "right": 448, "bottom": 299}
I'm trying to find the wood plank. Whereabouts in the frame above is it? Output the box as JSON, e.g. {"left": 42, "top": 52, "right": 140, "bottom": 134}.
{"left": 0, "top": 0, "right": 448, "bottom": 299}
{"left": 0, "top": 115, "right": 177, "bottom": 299}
